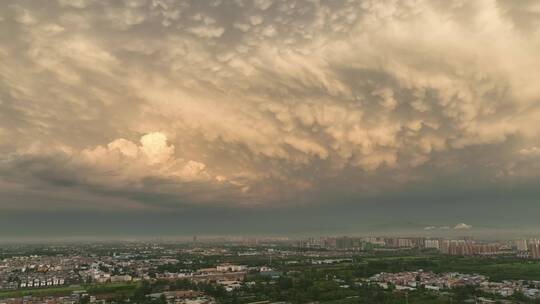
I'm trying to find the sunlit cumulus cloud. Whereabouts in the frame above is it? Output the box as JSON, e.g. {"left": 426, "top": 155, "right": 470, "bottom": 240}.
{"left": 454, "top": 223, "right": 473, "bottom": 230}
{"left": 1, "top": 0, "right": 540, "bottom": 215}
{"left": 81, "top": 132, "right": 211, "bottom": 183}
{"left": 423, "top": 224, "right": 472, "bottom": 231}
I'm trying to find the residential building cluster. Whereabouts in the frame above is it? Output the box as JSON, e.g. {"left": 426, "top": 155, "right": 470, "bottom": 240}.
{"left": 514, "top": 239, "right": 540, "bottom": 259}
{"left": 369, "top": 270, "right": 487, "bottom": 291}
{"left": 156, "top": 263, "right": 248, "bottom": 289}
{"left": 297, "top": 236, "right": 540, "bottom": 259}
{"left": 369, "top": 270, "right": 540, "bottom": 300}
{"left": 0, "top": 255, "right": 84, "bottom": 290}
{"left": 146, "top": 291, "right": 215, "bottom": 304}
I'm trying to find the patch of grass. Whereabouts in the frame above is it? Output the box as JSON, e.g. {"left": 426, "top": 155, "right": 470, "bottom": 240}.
{"left": 0, "top": 286, "right": 82, "bottom": 299}
{"left": 360, "top": 255, "right": 540, "bottom": 281}
{"left": 0, "top": 282, "right": 139, "bottom": 299}
{"left": 86, "top": 282, "right": 139, "bottom": 295}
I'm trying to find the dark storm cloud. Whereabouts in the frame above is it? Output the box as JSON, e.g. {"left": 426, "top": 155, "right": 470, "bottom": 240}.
{"left": 0, "top": 0, "right": 540, "bottom": 236}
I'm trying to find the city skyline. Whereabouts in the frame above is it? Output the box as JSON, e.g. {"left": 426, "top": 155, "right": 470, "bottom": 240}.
{"left": 1, "top": 0, "right": 540, "bottom": 238}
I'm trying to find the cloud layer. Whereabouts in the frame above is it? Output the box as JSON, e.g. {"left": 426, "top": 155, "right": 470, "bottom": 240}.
{"left": 1, "top": 0, "right": 540, "bottom": 225}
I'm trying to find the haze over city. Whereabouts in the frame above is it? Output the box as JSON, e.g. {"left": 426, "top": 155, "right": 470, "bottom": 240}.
{"left": 1, "top": 0, "right": 540, "bottom": 240}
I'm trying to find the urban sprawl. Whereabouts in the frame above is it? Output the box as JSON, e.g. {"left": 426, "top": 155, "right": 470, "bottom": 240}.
{"left": 1, "top": 236, "right": 540, "bottom": 304}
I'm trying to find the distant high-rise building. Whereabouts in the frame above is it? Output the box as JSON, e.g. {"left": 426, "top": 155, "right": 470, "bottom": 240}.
{"left": 516, "top": 239, "right": 528, "bottom": 251}
{"left": 529, "top": 239, "right": 540, "bottom": 246}
{"left": 385, "top": 237, "right": 399, "bottom": 248}
{"left": 325, "top": 237, "right": 337, "bottom": 248}
{"left": 440, "top": 240, "right": 450, "bottom": 254}
{"left": 336, "top": 236, "right": 354, "bottom": 249}
{"left": 425, "top": 239, "right": 440, "bottom": 250}
{"left": 397, "top": 238, "right": 413, "bottom": 248}
{"left": 529, "top": 244, "right": 540, "bottom": 259}
{"left": 443, "top": 240, "right": 471, "bottom": 256}
{"left": 411, "top": 237, "right": 426, "bottom": 248}
{"left": 463, "top": 236, "right": 474, "bottom": 243}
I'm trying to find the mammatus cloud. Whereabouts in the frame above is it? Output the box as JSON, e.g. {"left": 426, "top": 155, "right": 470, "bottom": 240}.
{"left": 0, "top": 0, "right": 540, "bottom": 215}
{"left": 519, "top": 147, "right": 540, "bottom": 157}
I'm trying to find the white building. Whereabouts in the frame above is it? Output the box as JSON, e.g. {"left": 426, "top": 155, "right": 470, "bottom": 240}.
{"left": 110, "top": 275, "right": 132, "bottom": 283}
{"left": 398, "top": 238, "right": 413, "bottom": 248}
{"left": 425, "top": 239, "right": 440, "bottom": 250}
{"left": 216, "top": 264, "right": 247, "bottom": 272}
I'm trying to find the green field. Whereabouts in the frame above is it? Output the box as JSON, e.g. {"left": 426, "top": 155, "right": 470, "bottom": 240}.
{"left": 321, "top": 293, "right": 454, "bottom": 304}
{"left": 430, "top": 257, "right": 540, "bottom": 281}
{"left": 0, "top": 286, "right": 82, "bottom": 299}
{"left": 361, "top": 255, "right": 540, "bottom": 281}
{"left": 0, "top": 282, "right": 139, "bottom": 299}
{"left": 281, "top": 255, "right": 540, "bottom": 283}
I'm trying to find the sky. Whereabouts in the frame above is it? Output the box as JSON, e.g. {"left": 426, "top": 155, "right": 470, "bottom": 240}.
{"left": 1, "top": 0, "right": 540, "bottom": 239}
